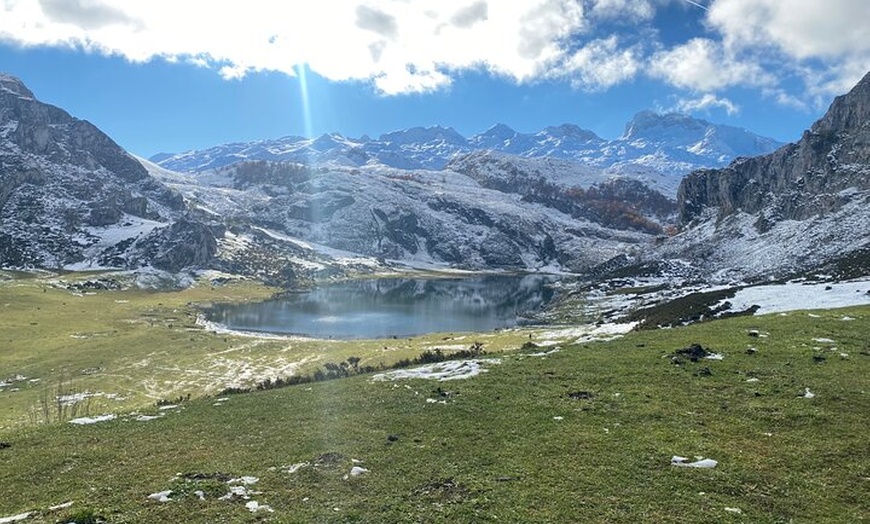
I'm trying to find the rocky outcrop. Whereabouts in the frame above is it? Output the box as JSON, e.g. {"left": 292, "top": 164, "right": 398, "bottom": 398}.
{"left": 138, "top": 220, "right": 219, "bottom": 272}
{"left": 678, "top": 71, "right": 870, "bottom": 226}
{"left": 0, "top": 73, "right": 187, "bottom": 269}
{"left": 664, "top": 71, "right": 870, "bottom": 280}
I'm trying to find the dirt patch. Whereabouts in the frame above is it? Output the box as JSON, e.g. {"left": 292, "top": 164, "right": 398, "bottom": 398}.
{"left": 313, "top": 452, "right": 346, "bottom": 468}
{"left": 566, "top": 391, "right": 594, "bottom": 400}
{"left": 414, "top": 477, "right": 473, "bottom": 504}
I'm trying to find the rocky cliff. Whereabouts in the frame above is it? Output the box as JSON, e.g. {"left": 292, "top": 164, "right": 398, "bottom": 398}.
{"left": 679, "top": 72, "right": 870, "bottom": 226}
{"left": 0, "top": 73, "right": 187, "bottom": 268}
{"left": 666, "top": 71, "right": 870, "bottom": 279}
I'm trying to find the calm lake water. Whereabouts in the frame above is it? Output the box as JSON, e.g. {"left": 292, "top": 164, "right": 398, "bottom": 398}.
{"left": 203, "top": 274, "right": 560, "bottom": 339}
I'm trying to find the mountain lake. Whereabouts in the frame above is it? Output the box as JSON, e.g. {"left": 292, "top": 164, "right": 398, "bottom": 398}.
{"left": 202, "top": 274, "right": 561, "bottom": 339}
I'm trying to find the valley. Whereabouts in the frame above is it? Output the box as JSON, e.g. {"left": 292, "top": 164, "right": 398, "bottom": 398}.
{"left": 1, "top": 67, "right": 869, "bottom": 523}
{"left": 0, "top": 269, "right": 867, "bottom": 522}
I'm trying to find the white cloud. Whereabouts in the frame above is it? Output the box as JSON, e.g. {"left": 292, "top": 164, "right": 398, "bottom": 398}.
{"left": 705, "top": 0, "right": 870, "bottom": 99}
{"left": 649, "top": 38, "right": 771, "bottom": 91}
{"left": 559, "top": 36, "right": 640, "bottom": 90}
{"left": 0, "top": 0, "right": 865, "bottom": 103}
{"left": 0, "top": 0, "right": 590, "bottom": 94}
{"left": 674, "top": 93, "right": 738, "bottom": 115}
{"left": 588, "top": 0, "right": 655, "bottom": 21}
{"left": 707, "top": 0, "right": 870, "bottom": 60}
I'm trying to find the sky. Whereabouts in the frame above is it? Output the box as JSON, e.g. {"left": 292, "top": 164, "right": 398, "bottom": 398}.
{"left": 0, "top": 0, "right": 868, "bottom": 158}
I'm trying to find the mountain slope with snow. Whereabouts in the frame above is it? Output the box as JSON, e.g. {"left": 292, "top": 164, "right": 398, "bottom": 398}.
{"left": 661, "top": 71, "right": 870, "bottom": 281}
{"left": 0, "top": 73, "right": 188, "bottom": 269}
{"left": 152, "top": 113, "right": 784, "bottom": 194}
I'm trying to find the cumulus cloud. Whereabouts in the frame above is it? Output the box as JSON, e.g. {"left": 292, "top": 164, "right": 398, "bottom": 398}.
{"left": 355, "top": 5, "right": 399, "bottom": 41}
{"left": 559, "top": 36, "right": 640, "bottom": 90}
{"left": 588, "top": 0, "right": 655, "bottom": 22}
{"left": 39, "top": 0, "right": 142, "bottom": 30}
{"left": 0, "top": 0, "right": 593, "bottom": 94}
{"left": 705, "top": 0, "right": 870, "bottom": 98}
{"left": 450, "top": 1, "right": 488, "bottom": 29}
{"left": 708, "top": 0, "right": 870, "bottom": 60}
{"left": 649, "top": 38, "right": 772, "bottom": 91}
{"left": 0, "top": 0, "right": 866, "bottom": 102}
{"left": 674, "top": 93, "right": 738, "bottom": 115}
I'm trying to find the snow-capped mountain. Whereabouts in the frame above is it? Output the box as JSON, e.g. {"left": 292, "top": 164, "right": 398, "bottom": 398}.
{"left": 3, "top": 67, "right": 867, "bottom": 285}
{"left": 151, "top": 159, "right": 655, "bottom": 274}
{"left": 0, "top": 73, "right": 192, "bottom": 269}
{"left": 660, "top": 71, "right": 870, "bottom": 281}
{"left": 152, "top": 113, "right": 784, "bottom": 187}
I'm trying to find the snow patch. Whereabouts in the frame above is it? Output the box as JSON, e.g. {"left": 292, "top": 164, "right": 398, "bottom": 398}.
{"left": 671, "top": 456, "right": 718, "bottom": 468}
{"left": 245, "top": 501, "right": 274, "bottom": 513}
{"left": 68, "top": 414, "right": 116, "bottom": 425}
{"left": 148, "top": 490, "right": 173, "bottom": 502}
{"left": 371, "top": 359, "right": 501, "bottom": 382}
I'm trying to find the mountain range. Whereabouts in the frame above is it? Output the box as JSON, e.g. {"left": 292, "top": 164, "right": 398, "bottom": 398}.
{"left": 1, "top": 69, "right": 868, "bottom": 286}
{"left": 151, "top": 111, "right": 783, "bottom": 196}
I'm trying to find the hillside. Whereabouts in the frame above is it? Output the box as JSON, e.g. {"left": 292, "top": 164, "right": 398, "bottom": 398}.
{"left": 0, "top": 74, "right": 186, "bottom": 269}
{"left": 0, "top": 296, "right": 867, "bottom": 523}
{"left": 662, "top": 71, "right": 870, "bottom": 281}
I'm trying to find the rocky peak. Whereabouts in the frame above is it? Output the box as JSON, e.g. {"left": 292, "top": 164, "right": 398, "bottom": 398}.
{"left": 0, "top": 74, "right": 34, "bottom": 99}
{"left": 540, "top": 123, "right": 601, "bottom": 142}
{"left": 0, "top": 72, "right": 188, "bottom": 270}
{"left": 379, "top": 125, "right": 466, "bottom": 146}
{"left": 677, "top": 69, "right": 870, "bottom": 226}
{"left": 622, "top": 111, "right": 705, "bottom": 139}
{"left": 810, "top": 71, "right": 870, "bottom": 136}
{"left": 473, "top": 123, "right": 517, "bottom": 141}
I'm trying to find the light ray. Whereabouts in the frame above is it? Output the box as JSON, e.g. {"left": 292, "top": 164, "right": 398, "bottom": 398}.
{"left": 296, "top": 63, "right": 314, "bottom": 139}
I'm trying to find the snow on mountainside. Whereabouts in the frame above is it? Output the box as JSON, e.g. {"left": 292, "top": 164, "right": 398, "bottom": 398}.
{"left": 660, "top": 70, "right": 870, "bottom": 281}
{"left": 149, "top": 158, "right": 655, "bottom": 274}
{"left": 0, "top": 73, "right": 188, "bottom": 269}
{"left": 4, "top": 67, "right": 867, "bottom": 286}
{"left": 152, "top": 113, "right": 783, "bottom": 193}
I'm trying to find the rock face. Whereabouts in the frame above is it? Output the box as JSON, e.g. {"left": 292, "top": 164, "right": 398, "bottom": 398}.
{"left": 666, "top": 71, "right": 870, "bottom": 279}
{"left": 154, "top": 159, "right": 653, "bottom": 273}
{"left": 679, "top": 72, "right": 870, "bottom": 225}
{"left": 0, "top": 73, "right": 186, "bottom": 268}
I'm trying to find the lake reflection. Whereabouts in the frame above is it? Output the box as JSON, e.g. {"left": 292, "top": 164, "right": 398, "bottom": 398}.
{"left": 203, "top": 274, "right": 559, "bottom": 339}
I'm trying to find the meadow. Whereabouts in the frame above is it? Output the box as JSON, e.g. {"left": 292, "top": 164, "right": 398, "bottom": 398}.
{"left": 0, "top": 272, "right": 868, "bottom": 523}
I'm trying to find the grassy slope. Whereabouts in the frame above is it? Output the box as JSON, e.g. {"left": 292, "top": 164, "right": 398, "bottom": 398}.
{"left": 0, "top": 300, "right": 867, "bottom": 523}
{"left": 0, "top": 275, "right": 534, "bottom": 428}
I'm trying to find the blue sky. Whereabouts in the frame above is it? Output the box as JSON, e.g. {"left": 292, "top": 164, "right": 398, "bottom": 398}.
{"left": 1, "top": 0, "right": 868, "bottom": 158}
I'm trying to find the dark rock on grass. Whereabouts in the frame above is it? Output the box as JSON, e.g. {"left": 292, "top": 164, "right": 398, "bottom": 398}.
{"left": 433, "top": 386, "right": 454, "bottom": 398}
{"left": 813, "top": 355, "right": 827, "bottom": 363}
{"left": 414, "top": 477, "right": 472, "bottom": 504}
{"left": 181, "top": 472, "right": 233, "bottom": 482}
{"left": 567, "top": 391, "right": 594, "bottom": 400}
{"left": 0, "top": 441, "right": 10, "bottom": 450}
{"left": 673, "top": 343, "right": 714, "bottom": 362}
{"left": 387, "top": 434, "right": 400, "bottom": 443}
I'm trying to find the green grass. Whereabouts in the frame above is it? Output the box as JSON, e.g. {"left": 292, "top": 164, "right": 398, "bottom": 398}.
{"left": 0, "top": 274, "right": 544, "bottom": 428}
{"left": 0, "top": 282, "right": 867, "bottom": 522}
